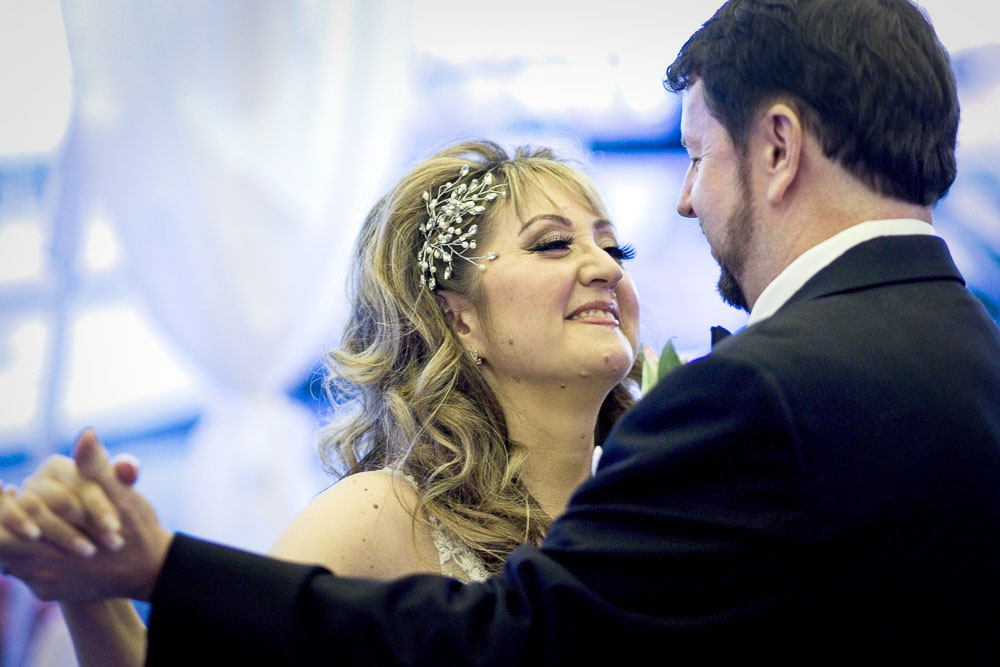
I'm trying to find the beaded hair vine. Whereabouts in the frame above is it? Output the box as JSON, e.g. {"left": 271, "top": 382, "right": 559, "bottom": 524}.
{"left": 418, "top": 164, "right": 505, "bottom": 290}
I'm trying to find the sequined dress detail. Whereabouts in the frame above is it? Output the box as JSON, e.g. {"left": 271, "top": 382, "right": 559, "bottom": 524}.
{"left": 390, "top": 471, "right": 489, "bottom": 583}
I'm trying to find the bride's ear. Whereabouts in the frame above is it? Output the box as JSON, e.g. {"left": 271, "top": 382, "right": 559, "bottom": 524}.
{"left": 436, "top": 289, "right": 481, "bottom": 344}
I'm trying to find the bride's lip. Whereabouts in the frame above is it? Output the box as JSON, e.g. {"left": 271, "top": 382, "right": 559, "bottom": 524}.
{"left": 566, "top": 301, "right": 620, "bottom": 325}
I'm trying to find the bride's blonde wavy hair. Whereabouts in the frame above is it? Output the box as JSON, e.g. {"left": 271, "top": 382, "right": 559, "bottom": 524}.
{"left": 319, "top": 140, "right": 639, "bottom": 574}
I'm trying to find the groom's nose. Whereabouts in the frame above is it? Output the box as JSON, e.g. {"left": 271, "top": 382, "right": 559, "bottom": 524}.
{"left": 676, "top": 187, "right": 696, "bottom": 218}
{"left": 676, "top": 168, "right": 696, "bottom": 219}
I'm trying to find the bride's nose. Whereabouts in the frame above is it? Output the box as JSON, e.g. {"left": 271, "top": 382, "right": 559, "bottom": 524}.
{"left": 578, "top": 244, "right": 624, "bottom": 288}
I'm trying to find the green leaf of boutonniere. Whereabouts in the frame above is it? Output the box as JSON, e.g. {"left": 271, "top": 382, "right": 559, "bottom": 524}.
{"left": 640, "top": 339, "right": 684, "bottom": 396}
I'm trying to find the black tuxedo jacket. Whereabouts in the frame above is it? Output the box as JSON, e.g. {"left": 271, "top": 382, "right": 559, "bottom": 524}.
{"left": 146, "top": 235, "right": 1000, "bottom": 665}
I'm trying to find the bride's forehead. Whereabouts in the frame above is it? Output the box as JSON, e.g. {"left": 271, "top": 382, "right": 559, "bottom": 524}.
{"left": 500, "top": 182, "right": 602, "bottom": 223}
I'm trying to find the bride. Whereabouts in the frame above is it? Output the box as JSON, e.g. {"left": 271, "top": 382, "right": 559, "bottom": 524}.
{"left": 0, "top": 140, "right": 640, "bottom": 665}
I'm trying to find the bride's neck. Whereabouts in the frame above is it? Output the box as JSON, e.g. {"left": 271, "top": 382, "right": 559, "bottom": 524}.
{"left": 496, "top": 382, "right": 607, "bottom": 518}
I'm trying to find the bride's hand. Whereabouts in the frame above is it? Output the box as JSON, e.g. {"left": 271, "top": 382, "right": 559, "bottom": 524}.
{"left": 0, "top": 431, "right": 137, "bottom": 557}
{"left": 0, "top": 483, "right": 42, "bottom": 543}
{"left": 0, "top": 430, "right": 169, "bottom": 601}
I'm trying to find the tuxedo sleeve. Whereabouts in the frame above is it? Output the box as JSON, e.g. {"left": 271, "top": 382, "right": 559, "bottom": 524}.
{"left": 146, "top": 355, "right": 807, "bottom": 665}
{"left": 146, "top": 533, "right": 605, "bottom": 665}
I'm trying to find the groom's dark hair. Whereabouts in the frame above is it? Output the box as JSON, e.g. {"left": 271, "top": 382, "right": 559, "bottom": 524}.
{"left": 664, "top": 0, "right": 958, "bottom": 207}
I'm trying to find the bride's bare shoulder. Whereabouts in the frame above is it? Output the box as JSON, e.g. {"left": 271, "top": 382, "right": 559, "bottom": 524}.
{"left": 269, "top": 470, "right": 438, "bottom": 578}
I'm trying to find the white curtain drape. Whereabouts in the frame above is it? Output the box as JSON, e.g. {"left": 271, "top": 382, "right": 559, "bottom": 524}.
{"left": 54, "top": 0, "right": 413, "bottom": 550}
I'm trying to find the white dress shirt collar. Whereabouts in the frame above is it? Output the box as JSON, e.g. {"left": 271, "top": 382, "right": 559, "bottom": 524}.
{"left": 747, "top": 218, "right": 936, "bottom": 327}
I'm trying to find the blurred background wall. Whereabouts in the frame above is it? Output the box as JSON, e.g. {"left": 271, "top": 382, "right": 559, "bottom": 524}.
{"left": 0, "top": 1, "right": 997, "bottom": 662}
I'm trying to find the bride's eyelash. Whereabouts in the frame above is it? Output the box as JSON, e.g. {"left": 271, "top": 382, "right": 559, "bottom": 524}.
{"left": 528, "top": 236, "right": 636, "bottom": 262}
{"left": 529, "top": 234, "right": 573, "bottom": 252}
{"left": 604, "top": 243, "right": 636, "bottom": 262}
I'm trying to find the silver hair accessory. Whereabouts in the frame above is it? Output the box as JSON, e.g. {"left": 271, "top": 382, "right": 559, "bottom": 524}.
{"left": 418, "top": 164, "right": 505, "bottom": 290}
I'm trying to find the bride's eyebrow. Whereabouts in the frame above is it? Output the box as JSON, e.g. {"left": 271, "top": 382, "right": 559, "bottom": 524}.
{"left": 519, "top": 214, "right": 572, "bottom": 235}
{"left": 594, "top": 219, "right": 617, "bottom": 234}
{"left": 519, "top": 215, "right": 616, "bottom": 235}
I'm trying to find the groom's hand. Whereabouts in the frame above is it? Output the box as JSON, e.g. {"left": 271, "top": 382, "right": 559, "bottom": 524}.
{"left": 0, "top": 430, "right": 173, "bottom": 601}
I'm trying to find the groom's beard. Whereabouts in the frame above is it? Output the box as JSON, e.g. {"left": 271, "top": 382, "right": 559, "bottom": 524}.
{"left": 715, "top": 159, "right": 753, "bottom": 313}
{"left": 717, "top": 264, "right": 748, "bottom": 312}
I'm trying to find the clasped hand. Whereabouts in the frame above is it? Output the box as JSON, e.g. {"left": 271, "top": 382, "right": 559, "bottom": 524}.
{"left": 0, "top": 430, "right": 172, "bottom": 602}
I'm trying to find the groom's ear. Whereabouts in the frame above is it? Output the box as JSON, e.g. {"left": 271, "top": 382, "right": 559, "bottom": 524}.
{"left": 756, "top": 102, "right": 802, "bottom": 206}
{"left": 436, "top": 289, "right": 484, "bottom": 348}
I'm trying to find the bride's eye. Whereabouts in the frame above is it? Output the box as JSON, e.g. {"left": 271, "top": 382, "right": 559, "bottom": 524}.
{"left": 603, "top": 242, "right": 636, "bottom": 263}
{"left": 529, "top": 235, "right": 573, "bottom": 253}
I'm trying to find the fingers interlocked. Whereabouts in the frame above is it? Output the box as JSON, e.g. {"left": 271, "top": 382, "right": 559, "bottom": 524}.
{"left": 1, "top": 452, "right": 124, "bottom": 559}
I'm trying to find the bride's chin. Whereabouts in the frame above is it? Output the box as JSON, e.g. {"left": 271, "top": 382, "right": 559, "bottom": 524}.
{"left": 576, "top": 347, "right": 635, "bottom": 385}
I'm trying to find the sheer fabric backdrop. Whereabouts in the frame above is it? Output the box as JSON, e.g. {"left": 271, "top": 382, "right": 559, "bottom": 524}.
{"left": 54, "top": 0, "right": 412, "bottom": 550}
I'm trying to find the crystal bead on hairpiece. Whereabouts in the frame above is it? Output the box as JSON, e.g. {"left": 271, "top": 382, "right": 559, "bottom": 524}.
{"left": 418, "top": 164, "right": 505, "bottom": 290}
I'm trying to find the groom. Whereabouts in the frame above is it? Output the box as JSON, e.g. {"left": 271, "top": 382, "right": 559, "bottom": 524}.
{"left": 7, "top": 0, "right": 1000, "bottom": 663}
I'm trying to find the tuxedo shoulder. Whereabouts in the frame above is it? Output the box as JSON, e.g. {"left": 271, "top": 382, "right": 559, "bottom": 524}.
{"left": 620, "top": 350, "right": 799, "bottom": 446}
{"left": 649, "top": 344, "right": 788, "bottom": 398}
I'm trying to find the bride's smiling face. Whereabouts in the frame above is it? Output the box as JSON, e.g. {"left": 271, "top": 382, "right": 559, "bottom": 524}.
{"left": 464, "top": 177, "right": 639, "bottom": 393}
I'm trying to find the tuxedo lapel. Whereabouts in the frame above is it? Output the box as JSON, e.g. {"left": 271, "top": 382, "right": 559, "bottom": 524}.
{"left": 781, "top": 235, "right": 965, "bottom": 312}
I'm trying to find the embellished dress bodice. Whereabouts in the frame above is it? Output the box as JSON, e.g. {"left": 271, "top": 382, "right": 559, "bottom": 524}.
{"left": 387, "top": 470, "right": 489, "bottom": 583}
{"left": 426, "top": 513, "right": 490, "bottom": 582}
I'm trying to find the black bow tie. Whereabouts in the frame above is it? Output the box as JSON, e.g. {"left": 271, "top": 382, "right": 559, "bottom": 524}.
{"left": 711, "top": 326, "right": 732, "bottom": 347}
